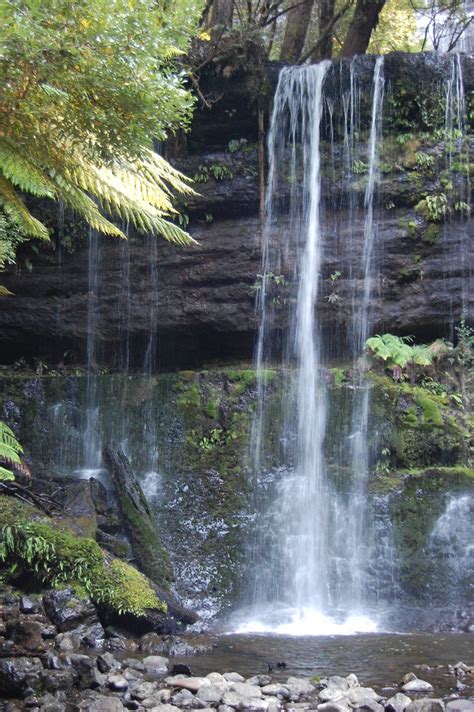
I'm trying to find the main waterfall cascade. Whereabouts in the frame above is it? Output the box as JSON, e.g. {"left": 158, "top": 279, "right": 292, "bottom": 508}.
{"left": 233, "top": 53, "right": 471, "bottom": 635}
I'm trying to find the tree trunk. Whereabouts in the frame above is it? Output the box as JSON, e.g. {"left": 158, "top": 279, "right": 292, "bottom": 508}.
{"left": 210, "top": 0, "right": 234, "bottom": 29}
{"left": 103, "top": 448, "right": 174, "bottom": 588}
{"left": 340, "top": 0, "right": 386, "bottom": 57}
{"left": 280, "top": 0, "right": 315, "bottom": 64}
{"left": 313, "top": 0, "right": 336, "bottom": 60}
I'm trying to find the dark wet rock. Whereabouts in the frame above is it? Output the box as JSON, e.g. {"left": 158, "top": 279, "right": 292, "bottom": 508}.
{"left": 6, "top": 618, "right": 45, "bottom": 653}
{"left": 0, "top": 656, "right": 44, "bottom": 698}
{"left": 171, "top": 663, "right": 193, "bottom": 676}
{"left": 123, "top": 658, "right": 145, "bottom": 673}
{"left": 20, "top": 596, "right": 39, "bottom": 614}
{"left": 97, "top": 652, "right": 121, "bottom": 674}
{"left": 41, "top": 669, "right": 75, "bottom": 693}
{"left": 43, "top": 589, "right": 98, "bottom": 632}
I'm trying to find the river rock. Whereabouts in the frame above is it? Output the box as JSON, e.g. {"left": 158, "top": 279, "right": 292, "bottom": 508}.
{"left": 286, "top": 678, "right": 316, "bottom": 700}
{"left": 79, "top": 696, "right": 126, "bottom": 711}
{"left": 108, "top": 673, "right": 129, "bottom": 691}
{"left": 262, "top": 684, "right": 290, "bottom": 698}
{"left": 124, "top": 658, "right": 145, "bottom": 673}
{"left": 197, "top": 683, "right": 226, "bottom": 704}
{"left": 353, "top": 701, "right": 384, "bottom": 712}
{"left": 386, "top": 693, "right": 412, "bottom": 712}
{"left": 318, "top": 701, "right": 352, "bottom": 712}
{"left": 148, "top": 705, "right": 181, "bottom": 712}
{"left": 143, "top": 655, "right": 169, "bottom": 674}
{"left": 247, "top": 676, "right": 273, "bottom": 687}
{"left": 405, "top": 700, "right": 445, "bottom": 712}
{"left": 97, "top": 652, "right": 121, "bottom": 673}
{"left": 207, "top": 672, "right": 227, "bottom": 684}
{"left": 230, "top": 681, "right": 263, "bottom": 698}
{"left": 0, "top": 656, "right": 44, "bottom": 698}
{"left": 42, "top": 669, "right": 75, "bottom": 693}
{"left": 6, "top": 618, "right": 45, "bottom": 652}
{"left": 171, "top": 688, "right": 197, "bottom": 707}
{"left": 401, "top": 680, "right": 434, "bottom": 694}
{"left": 446, "top": 702, "right": 474, "bottom": 712}
{"left": 346, "top": 687, "right": 382, "bottom": 706}
{"left": 131, "top": 681, "right": 159, "bottom": 700}
{"left": 43, "top": 589, "right": 98, "bottom": 632}
{"left": 224, "top": 673, "right": 246, "bottom": 683}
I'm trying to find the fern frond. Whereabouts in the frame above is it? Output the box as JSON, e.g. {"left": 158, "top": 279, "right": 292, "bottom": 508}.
{"left": 0, "top": 176, "right": 50, "bottom": 239}
{"left": 50, "top": 174, "right": 126, "bottom": 238}
{"left": 0, "top": 141, "right": 56, "bottom": 198}
{"left": 0, "top": 466, "right": 15, "bottom": 481}
{"left": 0, "top": 285, "right": 13, "bottom": 296}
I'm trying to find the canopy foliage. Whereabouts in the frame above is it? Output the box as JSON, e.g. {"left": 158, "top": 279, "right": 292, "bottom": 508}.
{"left": 0, "top": 0, "right": 204, "bottom": 270}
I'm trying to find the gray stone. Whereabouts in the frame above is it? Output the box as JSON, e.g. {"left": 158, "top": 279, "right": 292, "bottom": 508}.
{"left": 247, "top": 676, "right": 273, "bottom": 687}
{"left": 148, "top": 705, "right": 182, "bottom": 712}
{"left": 197, "top": 683, "right": 226, "bottom": 705}
{"left": 346, "top": 688, "right": 381, "bottom": 706}
{"left": 353, "top": 701, "right": 384, "bottom": 712}
{"left": 108, "top": 674, "right": 129, "bottom": 691}
{"left": 222, "top": 691, "right": 247, "bottom": 708}
{"left": 207, "top": 672, "right": 227, "bottom": 684}
{"left": 143, "top": 656, "right": 169, "bottom": 674}
{"left": 346, "top": 676, "right": 359, "bottom": 689}
{"left": 319, "top": 689, "right": 347, "bottom": 703}
{"left": 124, "top": 658, "right": 145, "bottom": 673}
{"left": 79, "top": 696, "right": 126, "bottom": 711}
{"left": 446, "top": 701, "right": 474, "bottom": 712}
{"left": 224, "top": 673, "right": 245, "bottom": 683}
{"left": 405, "top": 701, "right": 445, "bottom": 712}
{"left": 131, "top": 681, "right": 159, "bottom": 700}
{"left": 219, "top": 706, "right": 236, "bottom": 712}
{"left": 262, "top": 684, "right": 290, "bottom": 699}
{"left": 230, "top": 682, "right": 263, "bottom": 699}
{"left": 385, "top": 693, "right": 412, "bottom": 712}
{"left": 401, "top": 680, "right": 434, "bottom": 694}
{"left": 286, "top": 678, "right": 316, "bottom": 700}
{"left": 171, "top": 688, "right": 196, "bottom": 707}
{"left": 318, "top": 702, "right": 351, "bottom": 712}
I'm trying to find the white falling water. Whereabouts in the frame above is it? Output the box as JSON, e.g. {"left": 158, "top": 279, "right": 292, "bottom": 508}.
{"left": 429, "top": 495, "right": 473, "bottom": 599}
{"left": 235, "top": 60, "right": 384, "bottom": 635}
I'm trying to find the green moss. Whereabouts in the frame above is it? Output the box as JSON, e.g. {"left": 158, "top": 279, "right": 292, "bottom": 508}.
{"left": 0, "top": 497, "right": 165, "bottom": 617}
{"left": 204, "top": 397, "right": 220, "bottom": 420}
{"left": 414, "top": 392, "right": 443, "bottom": 426}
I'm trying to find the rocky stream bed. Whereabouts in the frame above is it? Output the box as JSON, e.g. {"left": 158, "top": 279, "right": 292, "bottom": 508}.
{"left": 1, "top": 588, "right": 473, "bottom": 712}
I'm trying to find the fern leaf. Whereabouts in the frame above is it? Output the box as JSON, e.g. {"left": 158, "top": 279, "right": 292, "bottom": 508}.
{"left": 0, "top": 141, "right": 56, "bottom": 198}
{"left": 0, "top": 176, "right": 50, "bottom": 239}
{"left": 0, "top": 285, "right": 13, "bottom": 296}
{"left": 0, "top": 466, "right": 15, "bottom": 482}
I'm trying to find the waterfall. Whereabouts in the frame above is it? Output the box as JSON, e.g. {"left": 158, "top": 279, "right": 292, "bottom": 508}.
{"left": 345, "top": 57, "right": 384, "bottom": 612}
{"left": 81, "top": 227, "right": 102, "bottom": 478}
{"left": 429, "top": 496, "right": 473, "bottom": 602}
{"left": 236, "top": 59, "right": 389, "bottom": 635}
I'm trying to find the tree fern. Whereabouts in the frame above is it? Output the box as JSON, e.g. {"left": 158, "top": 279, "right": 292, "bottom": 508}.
{"left": 0, "top": 422, "right": 24, "bottom": 481}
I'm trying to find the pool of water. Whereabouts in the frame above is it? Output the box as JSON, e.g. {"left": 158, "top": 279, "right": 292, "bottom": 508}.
{"left": 174, "top": 632, "right": 473, "bottom": 697}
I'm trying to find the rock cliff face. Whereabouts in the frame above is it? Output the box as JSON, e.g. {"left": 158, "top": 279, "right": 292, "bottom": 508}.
{"left": 0, "top": 52, "right": 472, "bottom": 368}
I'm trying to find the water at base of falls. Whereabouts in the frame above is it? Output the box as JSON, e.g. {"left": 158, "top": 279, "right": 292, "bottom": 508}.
{"left": 230, "top": 607, "right": 378, "bottom": 636}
